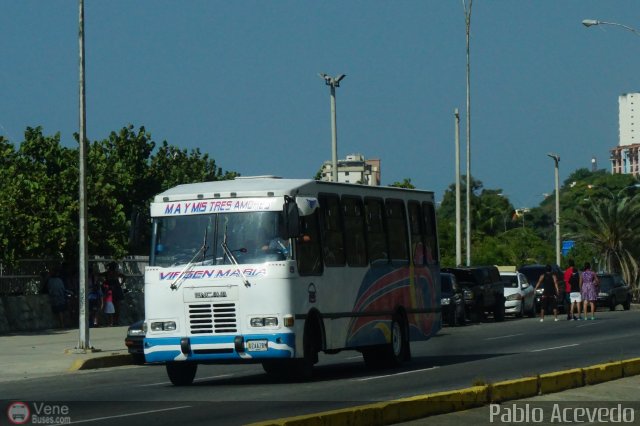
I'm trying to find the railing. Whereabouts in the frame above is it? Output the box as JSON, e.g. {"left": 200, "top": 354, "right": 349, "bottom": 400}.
{"left": 0, "top": 256, "right": 148, "bottom": 296}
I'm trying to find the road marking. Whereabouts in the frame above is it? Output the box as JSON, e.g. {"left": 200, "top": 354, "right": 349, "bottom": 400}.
{"left": 344, "top": 355, "right": 363, "bottom": 360}
{"left": 138, "top": 374, "right": 233, "bottom": 387}
{"left": 530, "top": 343, "right": 579, "bottom": 353}
{"left": 485, "top": 333, "right": 524, "bottom": 340}
{"left": 68, "top": 406, "right": 192, "bottom": 424}
{"left": 353, "top": 366, "right": 439, "bottom": 381}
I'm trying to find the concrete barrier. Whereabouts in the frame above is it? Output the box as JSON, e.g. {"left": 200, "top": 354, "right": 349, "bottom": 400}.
{"left": 249, "top": 359, "right": 640, "bottom": 426}
{"left": 583, "top": 361, "right": 624, "bottom": 385}
{"left": 538, "top": 368, "right": 583, "bottom": 394}
{"left": 622, "top": 357, "right": 640, "bottom": 376}
{"left": 489, "top": 377, "right": 538, "bottom": 403}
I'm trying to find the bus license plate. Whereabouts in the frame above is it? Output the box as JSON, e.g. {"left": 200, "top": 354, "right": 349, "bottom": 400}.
{"left": 246, "top": 340, "right": 268, "bottom": 351}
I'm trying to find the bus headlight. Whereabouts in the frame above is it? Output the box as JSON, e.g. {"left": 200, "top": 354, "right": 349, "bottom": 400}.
{"left": 250, "top": 317, "right": 278, "bottom": 327}
{"left": 150, "top": 321, "right": 176, "bottom": 332}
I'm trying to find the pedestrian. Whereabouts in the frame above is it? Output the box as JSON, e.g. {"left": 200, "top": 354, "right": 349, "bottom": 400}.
{"left": 46, "top": 268, "right": 67, "bottom": 329}
{"left": 102, "top": 280, "right": 115, "bottom": 326}
{"left": 580, "top": 262, "right": 600, "bottom": 320}
{"left": 88, "top": 279, "right": 104, "bottom": 327}
{"left": 564, "top": 260, "right": 582, "bottom": 320}
{"left": 101, "top": 262, "right": 125, "bottom": 325}
{"left": 534, "top": 264, "right": 560, "bottom": 322}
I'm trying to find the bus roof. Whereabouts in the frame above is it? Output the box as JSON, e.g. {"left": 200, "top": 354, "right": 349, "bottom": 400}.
{"left": 154, "top": 176, "right": 434, "bottom": 203}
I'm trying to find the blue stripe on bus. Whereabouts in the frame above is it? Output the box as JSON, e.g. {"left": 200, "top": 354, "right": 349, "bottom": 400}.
{"left": 143, "top": 333, "right": 296, "bottom": 363}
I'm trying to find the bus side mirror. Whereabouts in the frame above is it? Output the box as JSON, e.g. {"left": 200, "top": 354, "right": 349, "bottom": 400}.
{"left": 283, "top": 200, "right": 300, "bottom": 238}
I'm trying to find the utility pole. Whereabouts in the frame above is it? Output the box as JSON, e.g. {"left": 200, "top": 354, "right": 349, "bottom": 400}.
{"left": 463, "top": 0, "right": 473, "bottom": 266}
{"left": 454, "top": 109, "right": 462, "bottom": 266}
{"left": 548, "top": 153, "right": 561, "bottom": 266}
{"left": 318, "top": 73, "right": 346, "bottom": 182}
{"left": 77, "top": 0, "right": 90, "bottom": 350}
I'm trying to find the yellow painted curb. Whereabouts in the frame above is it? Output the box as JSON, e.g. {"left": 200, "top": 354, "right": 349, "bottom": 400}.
{"left": 538, "top": 368, "right": 583, "bottom": 395}
{"left": 382, "top": 385, "right": 488, "bottom": 422}
{"left": 583, "top": 361, "right": 623, "bottom": 385}
{"left": 490, "top": 377, "right": 538, "bottom": 403}
{"left": 246, "top": 386, "right": 488, "bottom": 426}
{"left": 248, "top": 358, "right": 640, "bottom": 426}
{"left": 621, "top": 358, "right": 640, "bottom": 377}
{"left": 68, "top": 354, "right": 133, "bottom": 371}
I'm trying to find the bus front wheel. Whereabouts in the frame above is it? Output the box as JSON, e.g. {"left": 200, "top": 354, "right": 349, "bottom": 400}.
{"left": 166, "top": 362, "right": 197, "bottom": 386}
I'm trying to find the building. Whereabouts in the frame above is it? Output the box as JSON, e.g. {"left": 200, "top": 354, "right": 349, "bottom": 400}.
{"left": 611, "top": 93, "right": 640, "bottom": 176}
{"left": 320, "top": 154, "right": 381, "bottom": 186}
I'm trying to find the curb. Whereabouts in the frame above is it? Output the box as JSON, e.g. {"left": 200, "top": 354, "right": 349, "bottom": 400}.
{"left": 246, "top": 357, "right": 640, "bottom": 426}
{"left": 68, "top": 354, "right": 134, "bottom": 371}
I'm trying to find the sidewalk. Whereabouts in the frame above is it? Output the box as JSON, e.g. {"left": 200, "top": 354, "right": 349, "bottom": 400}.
{"left": 0, "top": 325, "right": 133, "bottom": 382}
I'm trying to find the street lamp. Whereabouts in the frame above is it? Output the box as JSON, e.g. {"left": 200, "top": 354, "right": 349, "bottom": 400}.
{"left": 77, "top": 0, "right": 90, "bottom": 350}
{"left": 318, "top": 73, "right": 346, "bottom": 183}
{"left": 463, "top": 0, "right": 473, "bottom": 266}
{"left": 547, "top": 153, "right": 561, "bottom": 266}
{"left": 587, "top": 183, "right": 640, "bottom": 199}
{"left": 582, "top": 19, "right": 640, "bottom": 37}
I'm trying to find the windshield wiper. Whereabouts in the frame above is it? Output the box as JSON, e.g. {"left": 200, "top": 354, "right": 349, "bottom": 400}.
{"left": 221, "top": 226, "right": 251, "bottom": 288}
{"left": 170, "top": 227, "right": 209, "bottom": 290}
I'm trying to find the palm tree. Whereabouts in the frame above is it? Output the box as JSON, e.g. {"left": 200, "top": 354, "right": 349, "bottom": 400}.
{"left": 573, "top": 195, "right": 640, "bottom": 301}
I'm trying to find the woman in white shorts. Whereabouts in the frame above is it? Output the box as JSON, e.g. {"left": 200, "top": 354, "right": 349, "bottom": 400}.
{"left": 569, "top": 291, "right": 582, "bottom": 319}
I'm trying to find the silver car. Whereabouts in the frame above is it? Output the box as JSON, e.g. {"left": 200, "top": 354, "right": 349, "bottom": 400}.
{"left": 501, "top": 272, "right": 536, "bottom": 317}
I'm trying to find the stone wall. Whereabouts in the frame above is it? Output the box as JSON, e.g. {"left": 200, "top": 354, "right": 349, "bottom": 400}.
{"left": 0, "top": 292, "right": 144, "bottom": 333}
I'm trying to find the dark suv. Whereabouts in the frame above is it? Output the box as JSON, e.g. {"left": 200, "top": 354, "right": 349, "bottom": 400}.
{"left": 596, "top": 273, "right": 632, "bottom": 311}
{"left": 441, "top": 272, "right": 466, "bottom": 326}
{"left": 441, "top": 266, "right": 505, "bottom": 322}
{"left": 518, "top": 264, "right": 566, "bottom": 313}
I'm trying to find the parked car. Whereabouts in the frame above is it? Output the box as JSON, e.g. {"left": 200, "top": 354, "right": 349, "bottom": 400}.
{"left": 596, "top": 273, "right": 632, "bottom": 311}
{"left": 441, "top": 272, "right": 466, "bottom": 326}
{"left": 125, "top": 320, "right": 145, "bottom": 364}
{"left": 500, "top": 271, "right": 536, "bottom": 318}
{"left": 441, "top": 266, "right": 505, "bottom": 322}
{"left": 518, "top": 264, "right": 566, "bottom": 313}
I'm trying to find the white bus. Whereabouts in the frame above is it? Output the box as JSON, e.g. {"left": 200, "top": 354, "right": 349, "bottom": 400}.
{"left": 144, "top": 176, "right": 441, "bottom": 385}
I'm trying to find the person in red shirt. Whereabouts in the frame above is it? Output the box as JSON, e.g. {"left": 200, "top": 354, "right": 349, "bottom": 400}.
{"left": 564, "top": 259, "right": 582, "bottom": 320}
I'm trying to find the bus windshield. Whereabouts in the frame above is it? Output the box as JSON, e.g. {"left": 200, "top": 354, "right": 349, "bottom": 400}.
{"left": 152, "top": 211, "right": 290, "bottom": 267}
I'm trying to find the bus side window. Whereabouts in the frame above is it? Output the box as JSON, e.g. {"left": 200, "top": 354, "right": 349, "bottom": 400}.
{"left": 318, "top": 194, "right": 345, "bottom": 267}
{"left": 386, "top": 199, "right": 409, "bottom": 266}
{"left": 342, "top": 196, "right": 368, "bottom": 267}
{"left": 296, "top": 210, "right": 323, "bottom": 276}
{"left": 365, "top": 198, "right": 388, "bottom": 266}
{"left": 408, "top": 201, "right": 425, "bottom": 266}
{"left": 422, "top": 202, "right": 439, "bottom": 263}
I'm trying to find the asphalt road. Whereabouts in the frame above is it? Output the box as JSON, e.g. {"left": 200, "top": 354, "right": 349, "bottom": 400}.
{"left": 4, "top": 309, "right": 640, "bottom": 426}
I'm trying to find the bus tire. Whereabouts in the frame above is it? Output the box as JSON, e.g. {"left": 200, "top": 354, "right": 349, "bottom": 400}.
{"left": 166, "top": 362, "right": 197, "bottom": 386}
{"left": 363, "top": 313, "right": 410, "bottom": 369}
{"left": 388, "top": 313, "right": 410, "bottom": 364}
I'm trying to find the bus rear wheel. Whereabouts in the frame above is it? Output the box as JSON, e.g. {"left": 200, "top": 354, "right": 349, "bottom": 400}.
{"left": 166, "top": 362, "right": 197, "bottom": 386}
{"left": 362, "top": 314, "right": 410, "bottom": 369}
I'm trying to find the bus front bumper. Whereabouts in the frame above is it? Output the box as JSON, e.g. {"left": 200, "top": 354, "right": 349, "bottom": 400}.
{"left": 143, "top": 333, "right": 296, "bottom": 363}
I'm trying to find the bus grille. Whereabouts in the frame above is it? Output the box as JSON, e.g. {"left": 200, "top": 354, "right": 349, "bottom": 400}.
{"left": 187, "top": 303, "right": 237, "bottom": 334}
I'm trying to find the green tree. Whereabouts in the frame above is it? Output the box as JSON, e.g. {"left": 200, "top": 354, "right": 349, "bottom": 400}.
{"left": 389, "top": 178, "right": 415, "bottom": 189}
{"left": 0, "top": 125, "right": 238, "bottom": 267}
{"left": 571, "top": 194, "right": 640, "bottom": 299}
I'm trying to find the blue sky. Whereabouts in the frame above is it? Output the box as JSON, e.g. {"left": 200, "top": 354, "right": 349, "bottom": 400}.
{"left": 2, "top": 1, "right": 639, "bottom": 208}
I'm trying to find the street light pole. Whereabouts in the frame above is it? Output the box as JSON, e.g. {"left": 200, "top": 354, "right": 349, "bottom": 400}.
{"left": 582, "top": 19, "right": 640, "bottom": 37}
{"left": 548, "top": 153, "right": 561, "bottom": 266}
{"left": 454, "top": 109, "right": 462, "bottom": 266}
{"left": 319, "top": 73, "right": 346, "bottom": 183}
{"left": 463, "top": 0, "right": 473, "bottom": 266}
{"left": 77, "top": 0, "right": 90, "bottom": 350}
